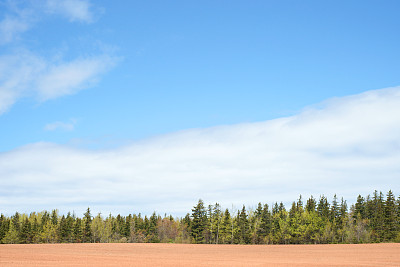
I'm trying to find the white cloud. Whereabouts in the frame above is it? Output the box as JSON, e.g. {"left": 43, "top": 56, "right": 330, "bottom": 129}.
{"left": 44, "top": 119, "right": 77, "bottom": 131}
{"left": 1, "top": 87, "right": 399, "bottom": 216}
{"left": 0, "top": 15, "right": 30, "bottom": 44}
{"left": 37, "top": 55, "right": 115, "bottom": 101}
{"left": 0, "top": 0, "right": 115, "bottom": 114}
{"left": 45, "top": 0, "right": 94, "bottom": 23}
{"left": 0, "top": 51, "right": 117, "bottom": 115}
{"left": 0, "top": 0, "right": 95, "bottom": 44}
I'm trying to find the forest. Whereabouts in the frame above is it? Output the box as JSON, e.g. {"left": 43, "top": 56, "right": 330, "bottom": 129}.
{"left": 1, "top": 190, "right": 399, "bottom": 244}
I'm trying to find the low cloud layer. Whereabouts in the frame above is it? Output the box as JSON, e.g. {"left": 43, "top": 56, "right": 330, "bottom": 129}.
{"left": 1, "top": 87, "right": 399, "bottom": 216}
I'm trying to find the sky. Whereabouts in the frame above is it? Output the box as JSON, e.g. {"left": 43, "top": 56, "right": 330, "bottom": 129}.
{"left": 1, "top": 0, "right": 400, "bottom": 216}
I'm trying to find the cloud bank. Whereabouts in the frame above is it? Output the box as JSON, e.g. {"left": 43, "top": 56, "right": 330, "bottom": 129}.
{"left": 1, "top": 87, "right": 399, "bottom": 216}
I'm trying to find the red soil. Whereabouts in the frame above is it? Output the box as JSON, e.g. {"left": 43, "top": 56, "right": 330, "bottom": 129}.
{"left": 1, "top": 243, "right": 399, "bottom": 266}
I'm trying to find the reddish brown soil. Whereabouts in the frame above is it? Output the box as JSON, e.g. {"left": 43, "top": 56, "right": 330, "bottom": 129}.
{"left": 1, "top": 243, "right": 399, "bottom": 266}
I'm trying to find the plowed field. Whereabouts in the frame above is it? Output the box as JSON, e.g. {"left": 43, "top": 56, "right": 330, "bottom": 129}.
{"left": 1, "top": 243, "right": 399, "bottom": 266}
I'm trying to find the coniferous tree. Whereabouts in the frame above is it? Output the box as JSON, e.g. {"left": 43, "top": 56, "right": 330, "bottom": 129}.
{"left": 1, "top": 189, "right": 398, "bottom": 245}
{"left": 237, "top": 205, "right": 250, "bottom": 244}
{"left": 191, "top": 199, "right": 207, "bottom": 243}
{"left": 272, "top": 202, "right": 279, "bottom": 216}
{"left": 211, "top": 203, "right": 222, "bottom": 244}
{"left": 306, "top": 196, "right": 317, "bottom": 213}
{"left": 297, "top": 195, "right": 304, "bottom": 214}
{"left": 259, "top": 204, "right": 272, "bottom": 243}
{"left": 354, "top": 195, "right": 365, "bottom": 220}
{"left": 219, "top": 209, "right": 231, "bottom": 244}
{"left": 330, "top": 194, "right": 340, "bottom": 223}
{"left": 83, "top": 208, "right": 92, "bottom": 243}
{"left": 384, "top": 190, "right": 397, "bottom": 241}
{"left": 148, "top": 212, "right": 159, "bottom": 242}
{"left": 20, "top": 217, "right": 32, "bottom": 243}
{"left": 59, "top": 215, "right": 68, "bottom": 242}
{"left": 73, "top": 217, "right": 83, "bottom": 243}
{"left": 370, "top": 191, "right": 385, "bottom": 241}
{"left": 317, "top": 196, "right": 330, "bottom": 220}
{"left": 0, "top": 214, "right": 9, "bottom": 242}
{"left": 2, "top": 220, "right": 20, "bottom": 244}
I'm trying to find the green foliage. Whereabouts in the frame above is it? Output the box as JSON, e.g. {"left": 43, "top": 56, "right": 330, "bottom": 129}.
{"left": 83, "top": 208, "right": 92, "bottom": 243}
{"left": 191, "top": 199, "right": 207, "bottom": 243}
{"left": 1, "top": 190, "right": 399, "bottom": 244}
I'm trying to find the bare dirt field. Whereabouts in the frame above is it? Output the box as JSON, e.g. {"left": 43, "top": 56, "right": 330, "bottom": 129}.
{"left": 1, "top": 243, "right": 399, "bottom": 266}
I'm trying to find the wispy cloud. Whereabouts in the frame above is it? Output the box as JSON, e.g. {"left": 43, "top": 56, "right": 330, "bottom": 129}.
{"left": 0, "top": 0, "right": 117, "bottom": 115}
{"left": 0, "top": 51, "right": 117, "bottom": 115}
{"left": 44, "top": 119, "right": 77, "bottom": 131}
{"left": 37, "top": 55, "right": 116, "bottom": 101}
{"left": 0, "top": 15, "right": 30, "bottom": 44}
{"left": 45, "top": 0, "right": 94, "bottom": 23}
{"left": 0, "top": 1, "right": 95, "bottom": 44}
{"left": 1, "top": 87, "right": 399, "bottom": 216}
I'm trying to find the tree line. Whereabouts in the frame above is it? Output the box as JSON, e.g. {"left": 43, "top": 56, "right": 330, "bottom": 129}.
{"left": 1, "top": 190, "right": 399, "bottom": 244}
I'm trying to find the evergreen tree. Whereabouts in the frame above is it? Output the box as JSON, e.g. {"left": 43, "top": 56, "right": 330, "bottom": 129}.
{"left": 51, "top": 209, "right": 58, "bottom": 226}
{"left": 73, "top": 218, "right": 83, "bottom": 242}
{"left": 258, "top": 204, "right": 271, "bottom": 242}
{"left": 59, "top": 215, "right": 68, "bottom": 242}
{"left": 272, "top": 202, "right": 279, "bottom": 215}
{"left": 211, "top": 203, "right": 222, "bottom": 244}
{"left": 2, "top": 220, "right": 19, "bottom": 244}
{"left": 370, "top": 191, "right": 385, "bottom": 241}
{"left": 237, "top": 205, "right": 250, "bottom": 244}
{"left": 317, "top": 196, "right": 330, "bottom": 220}
{"left": 148, "top": 212, "right": 159, "bottom": 242}
{"left": 296, "top": 195, "right": 304, "bottom": 214}
{"left": 124, "top": 214, "right": 132, "bottom": 239}
{"left": 65, "top": 212, "right": 75, "bottom": 243}
{"left": 83, "top": 208, "right": 92, "bottom": 243}
{"left": 220, "top": 209, "right": 231, "bottom": 244}
{"left": 384, "top": 190, "right": 397, "bottom": 241}
{"left": 306, "top": 196, "right": 316, "bottom": 213}
{"left": 20, "top": 217, "right": 32, "bottom": 243}
{"left": 330, "top": 194, "right": 340, "bottom": 223}
{"left": 337, "top": 198, "right": 348, "bottom": 243}
{"left": 354, "top": 195, "right": 365, "bottom": 220}
{"left": 0, "top": 214, "right": 9, "bottom": 242}
{"left": 191, "top": 199, "right": 207, "bottom": 243}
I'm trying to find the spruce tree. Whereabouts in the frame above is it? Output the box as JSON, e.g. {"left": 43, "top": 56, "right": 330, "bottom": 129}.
{"left": 191, "top": 199, "right": 207, "bottom": 243}
{"left": 73, "top": 218, "right": 83, "bottom": 242}
{"left": 317, "top": 196, "right": 330, "bottom": 220}
{"left": 306, "top": 196, "right": 316, "bottom": 213}
{"left": 237, "top": 205, "right": 250, "bottom": 244}
{"left": 0, "top": 214, "right": 9, "bottom": 242}
{"left": 83, "top": 208, "right": 92, "bottom": 243}
{"left": 2, "top": 220, "right": 20, "bottom": 244}
{"left": 384, "top": 190, "right": 397, "bottom": 241}
{"left": 259, "top": 204, "right": 271, "bottom": 240}
{"left": 220, "top": 209, "right": 231, "bottom": 244}
{"left": 20, "top": 218, "right": 32, "bottom": 244}
{"left": 354, "top": 195, "right": 365, "bottom": 221}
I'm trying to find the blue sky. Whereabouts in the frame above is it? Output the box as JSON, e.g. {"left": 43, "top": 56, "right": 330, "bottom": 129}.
{"left": 1, "top": 0, "right": 400, "bottom": 216}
